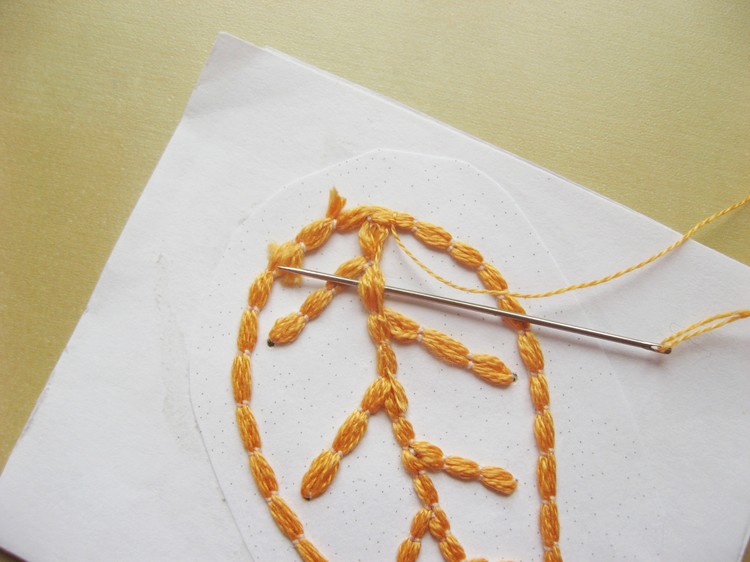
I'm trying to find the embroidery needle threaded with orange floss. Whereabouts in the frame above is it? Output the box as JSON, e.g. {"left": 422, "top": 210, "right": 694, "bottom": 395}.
{"left": 230, "top": 189, "right": 747, "bottom": 562}
{"left": 277, "top": 265, "right": 670, "bottom": 354}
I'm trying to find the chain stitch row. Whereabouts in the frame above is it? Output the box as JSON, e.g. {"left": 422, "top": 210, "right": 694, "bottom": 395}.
{"left": 231, "top": 189, "right": 561, "bottom": 562}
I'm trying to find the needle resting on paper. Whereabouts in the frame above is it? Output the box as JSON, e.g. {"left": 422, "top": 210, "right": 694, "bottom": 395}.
{"left": 278, "top": 266, "right": 671, "bottom": 354}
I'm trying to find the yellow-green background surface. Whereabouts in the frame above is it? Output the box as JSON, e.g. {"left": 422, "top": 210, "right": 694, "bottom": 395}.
{"left": 1, "top": 2, "right": 748, "bottom": 559}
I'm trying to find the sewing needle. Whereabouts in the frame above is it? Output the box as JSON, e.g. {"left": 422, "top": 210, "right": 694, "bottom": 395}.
{"left": 277, "top": 266, "right": 671, "bottom": 355}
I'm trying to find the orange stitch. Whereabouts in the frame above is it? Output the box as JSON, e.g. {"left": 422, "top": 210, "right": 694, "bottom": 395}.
{"left": 384, "top": 308, "right": 515, "bottom": 386}
{"left": 300, "top": 409, "right": 369, "bottom": 499}
{"left": 420, "top": 329, "right": 469, "bottom": 366}
{"left": 370, "top": 209, "right": 415, "bottom": 229}
{"left": 443, "top": 456, "right": 480, "bottom": 480}
{"left": 448, "top": 240, "right": 484, "bottom": 269}
{"left": 360, "top": 378, "right": 389, "bottom": 414}
{"left": 268, "top": 256, "right": 369, "bottom": 346}
{"left": 391, "top": 415, "right": 415, "bottom": 448}
{"left": 479, "top": 466, "right": 518, "bottom": 495}
{"left": 268, "top": 494, "right": 305, "bottom": 539}
{"left": 267, "top": 312, "right": 307, "bottom": 346}
{"left": 400, "top": 446, "right": 424, "bottom": 476}
{"left": 250, "top": 450, "right": 278, "bottom": 498}
{"left": 295, "top": 538, "right": 327, "bottom": 562}
{"left": 397, "top": 508, "right": 431, "bottom": 562}
{"left": 267, "top": 241, "right": 305, "bottom": 286}
{"left": 412, "top": 222, "right": 453, "bottom": 250}
{"left": 411, "top": 441, "right": 444, "bottom": 470}
{"left": 529, "top": 373, "right": 551, "bottom": 412}
{"left": 334, "top": 205, "right": 380, "bottom": 232}
{"left": 237, "top": 308, "right": 259, "bottom": 352}
{"left": 235, "top": 405, "right": 261, "bottom": 451}
{"left": 232, "top": 189, "right": 563, "bottom": 561}
{"left": 477, "top": 262, "right": 509, "bottom": 292}
{"left": 332, "top": 410, "right": 369, "bottom": 455}
{"left": 231, "top": 354, "right": 252, "bottom": 403}
{"left": 301, "top": 449, "right": 342, "bottom": 500}
{"left": 248, "top": 270, "right": 274, "bottom": 309}
{"left": 470, "top": 354, "right": 517, "bottom": 386}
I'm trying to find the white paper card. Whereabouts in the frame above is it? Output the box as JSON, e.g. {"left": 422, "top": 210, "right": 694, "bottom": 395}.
{"left": 190, "top": 149, "right": 661, "bottom": 561}
{"left": 0, "top": 34, "right": 748, "bottom": 562}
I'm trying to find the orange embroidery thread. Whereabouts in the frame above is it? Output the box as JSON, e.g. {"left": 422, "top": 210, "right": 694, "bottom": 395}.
{"left": 233, "top": 189, "right": 560, "bottom": 561}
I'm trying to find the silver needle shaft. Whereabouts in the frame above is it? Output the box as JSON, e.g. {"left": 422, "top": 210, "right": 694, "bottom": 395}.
{"left": 277, "top": 266, "right": 670, "bottom": 355}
